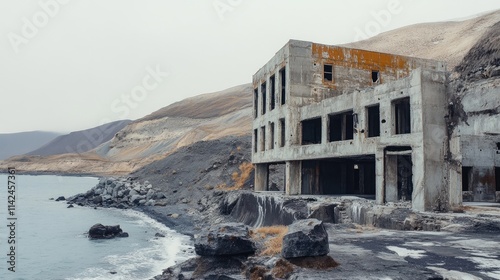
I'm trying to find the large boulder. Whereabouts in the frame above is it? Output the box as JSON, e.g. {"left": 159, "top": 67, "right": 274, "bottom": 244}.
{"left": 88, "top": 224, "right": 128, "bottom": 239}
{"left": 195, "top": 223, "right": 256, "bottom": 256}
{"left": 281, "top": 219, "right": 329, "bottom": 258}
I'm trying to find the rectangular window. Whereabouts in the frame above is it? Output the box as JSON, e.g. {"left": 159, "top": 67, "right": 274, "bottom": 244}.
{"left": 280, "top": 118, "right": 285, "bottom": 147}
{"left": 329, "top": 111, "right": 354, "bottom": 142}
{"left": 496, "top": 167, "right": 500, "bottom": 192}
{"left": 302, "top": 118, "right": 322, "bottom": 145}
{"left": 261, "top": 126, "right": 266, "bottom": 151}
{"left": 367, "top": 105, "right": 380, "bottom": 137}
{"left": 462, "top": 166, "right": 472, "bottom": 191}
{"left": 496, "top": 142, "right": 500, "bottom": 150}
{"left": 280, "top": 67, "right": 286, "bottom": 105}
{"left": 253, "top": 88, "right": 258, "bottom": 118}
{"left": 372, "top": 70, "right": 380, "bottom": 84}
{"left": 270, "top": 75, "right": 276, "bottom": 111}
{"left": 270, "top": 123, "right": 275, "bottom": 150}
{"left": 254, "top": 129, "right": 258, "bottom": 153}
{"left": 261, "top": 82, "right": 267, "bottom": 115}
{"left": 394, "top": 97, "right": 411, "bottom": 134}
{"left": 324, "top": 64, "right": 333, "bottom": 82}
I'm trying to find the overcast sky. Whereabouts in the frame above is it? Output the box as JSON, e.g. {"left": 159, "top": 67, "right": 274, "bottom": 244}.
{"left": 1, "top": 0, "right": 499, "bottom": 133}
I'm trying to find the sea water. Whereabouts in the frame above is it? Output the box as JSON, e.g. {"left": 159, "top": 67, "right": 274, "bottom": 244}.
{"left": 0, "top": 175, "right": 193, "bottom": 280}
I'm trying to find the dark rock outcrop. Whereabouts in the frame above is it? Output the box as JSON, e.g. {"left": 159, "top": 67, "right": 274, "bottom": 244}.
{"left": 195, "top": 223, "right": 256, "bottom": 256}
{"left": 281, "top": 219, "right": 329, "bottom": 259}
{"left": 88, "top": 224, "right": 129, "bottom": 239}
{"left": 55, "top": 196, "right": 66, "bottom": 201}
{"left": 222, "top": 191, "right": 308, "bottom": 227}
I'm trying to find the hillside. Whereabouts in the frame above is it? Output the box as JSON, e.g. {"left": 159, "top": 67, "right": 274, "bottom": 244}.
{"left": 27, "top": 120, "right": 131, "bottom": 156}
{"left": 0, "top": 84, "right": 253, "bottom": 175}
{"left": 344, "top": 10, "right": 500, "bottom": 71}
{"left": 0, "top": 131, "right": 61, "bottom": 160}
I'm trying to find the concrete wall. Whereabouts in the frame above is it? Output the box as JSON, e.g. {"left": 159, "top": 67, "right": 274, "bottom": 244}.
{"left": 252, "top": 40, "right": 450, "bottom": 211}
{"left": 448, "top": 77, "right": 500, "bottom": 204}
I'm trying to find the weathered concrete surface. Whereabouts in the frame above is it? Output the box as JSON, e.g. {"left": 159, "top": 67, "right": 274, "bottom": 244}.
{"left": 288, "top": 225, "right": 500, "bottom": 280}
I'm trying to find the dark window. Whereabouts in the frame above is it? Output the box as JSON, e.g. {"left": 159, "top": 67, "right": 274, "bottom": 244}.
{"left": 372, "top": 70, "right": 380, "bottom": 83}
{"left": 254, "top": 129, "right": 258, "bottom": 153}
{"left": 270, "top": 75, "right": 276, "bottom": 111}
{"left": 261, "top": 126, "right": 266, "bottom": 151}
{"left": 280, "top": 118, "right": 285, "bottom": 147}
{"left": 280, "top": 67, "right": 286, "bottom": 105}
{"left": 270, "top": 122, "right": 275, "bottom": 150}
{"left": 253, "top": 88, "right": 258, "bottom": 118}
{"left": 302, "top": 118, "right": 322, "bottom": 145}
{"left": 496, "top": 167, "right": 500, "bottom": 192}
{"left": 367, "top": 105, "right": 380, "bottom": 137}
{"left": 462, "top": 166, "right": 472, "bottom": 191}
{"left": 324, "top": 64, "right": 333, "bottom": 82}
{"left": 496, "top": 142, "right": 500, "bottom": 150}
{"left": 329, "top": 111, "right": 354, "bottom": 142}
{"left": 394, "top": 97, "right": 411, "bottom": 134}
{"left": 261, "top": 82, "right": 266, "bottom": 115}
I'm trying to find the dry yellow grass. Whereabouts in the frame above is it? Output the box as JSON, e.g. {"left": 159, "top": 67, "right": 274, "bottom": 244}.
{"left": 222, "top": 162, "right": 254, "bottom": 191}
{"left": 250, "top": 226, "right": 288, "bottom": 256}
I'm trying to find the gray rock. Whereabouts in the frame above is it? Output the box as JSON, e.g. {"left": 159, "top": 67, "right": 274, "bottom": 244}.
{"left": 88, "top": 224, "right": 124, "bottom": 239}
{"left": 154, "top": 192, "right": 166, "bottom": 199}
{"left": 145, "top": 199, "right": 155, "bottom": 206}
{"left": 55, "top": 196, "right": 66, "bottom": 201}
{"left": 129, "top": 189, "right": 138, "bottom": 197}
{"left": 195, "top": 223, "right": 256, "bottom": 256}
{"left": 130, "top": 194, "right": 142, "bottom": 204}
{"left": 138, "top": 199, "right": 147, "bottom": 205}
{"left": 281, "top": 219, "right": 329, "bottom": 258}
{"left": 93, "top": 196, "right": 103, "bottom": 204}
{"left": 146, "top": 189, "right": 155, "bottom": 200}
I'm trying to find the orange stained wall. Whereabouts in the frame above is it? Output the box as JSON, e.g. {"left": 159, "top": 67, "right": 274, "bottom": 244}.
{"left": 312, "top": 43, "right": 417, "bottom": 81}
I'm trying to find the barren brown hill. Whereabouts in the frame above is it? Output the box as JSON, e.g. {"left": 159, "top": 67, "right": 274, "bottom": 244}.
{"left": 344, "top": 10, "right": 500, "bottom": 71}
{"left": 0, "top": 84, "right": 253, "bottom": 175}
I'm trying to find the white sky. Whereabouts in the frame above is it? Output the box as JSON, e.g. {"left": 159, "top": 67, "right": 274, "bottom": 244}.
{"left": 0, "top": 0, "right": 499, "bottom": 133}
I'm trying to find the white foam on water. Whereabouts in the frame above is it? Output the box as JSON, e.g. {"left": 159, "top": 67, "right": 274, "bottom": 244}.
{"left": 67, "top": 209, "right": 194, "bottom": 280}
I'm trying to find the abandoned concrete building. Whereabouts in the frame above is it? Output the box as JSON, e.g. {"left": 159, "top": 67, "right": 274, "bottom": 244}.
{"left": 251, "top": 40, "right": 500, "bottom": 212}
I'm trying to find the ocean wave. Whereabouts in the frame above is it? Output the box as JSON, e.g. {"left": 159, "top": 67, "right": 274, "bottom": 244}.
{"left": 66, "top": 209, "right": 194, "bottom": 280}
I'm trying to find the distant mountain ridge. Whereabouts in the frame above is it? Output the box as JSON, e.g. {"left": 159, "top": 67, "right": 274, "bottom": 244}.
{"left": 0, "top": 131, "right": 61, "bottom": 160}
{"left": 27, "top": 120, "right": 132, "bottom": 156}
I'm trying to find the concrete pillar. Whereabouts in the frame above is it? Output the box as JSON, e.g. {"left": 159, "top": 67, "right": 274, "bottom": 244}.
{"left": 448, "top": 167, "right": 462, "bottom": 209}
{"left": 375, "top": 150, "right": 385, "bottom": 205}
{"left": 255, "top": 163, "right": 269, "bottom": 191}
{"left": 321, "top": 115, "right": 328, "bottom": 144}
{"left": 286, "top": 161, "right": 301, "bottom": 195}
{"left": 385, "top": 155, "right": 398, "bottom": 202}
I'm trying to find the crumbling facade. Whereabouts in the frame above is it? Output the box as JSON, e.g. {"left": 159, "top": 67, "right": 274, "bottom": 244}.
{"left": 252, "top": 40, "right": 454, "bottom": 211}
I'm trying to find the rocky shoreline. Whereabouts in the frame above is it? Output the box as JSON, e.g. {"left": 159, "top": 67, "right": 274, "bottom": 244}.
{"left": 59, "top": 174, "right": 500, "bottom": 280}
